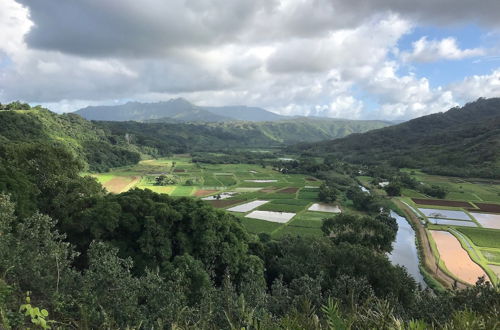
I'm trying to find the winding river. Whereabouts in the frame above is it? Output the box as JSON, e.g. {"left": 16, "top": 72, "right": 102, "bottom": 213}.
{"left": 388, "top": 211, "right": 427, "bottom": 287}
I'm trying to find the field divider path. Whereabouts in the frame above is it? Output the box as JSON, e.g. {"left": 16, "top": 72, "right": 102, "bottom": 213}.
{"left": 270, "top": 202, "right": 313, "bottom": 236}
{"left": 393, "top": 199, "right": 467, "bottom": 289}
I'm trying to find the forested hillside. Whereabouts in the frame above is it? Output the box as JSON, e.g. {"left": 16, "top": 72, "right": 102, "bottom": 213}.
{"left": 96, "top": 116, "right": 391, "bottom": 151}
{"left": 293, "top": 98, "right": 500, "bottom": 178}
{"left": 0, "top": 105, "right": 140, "bottom": 172}
{"left": 0, "top": 104, "right": 390, "bottom": 173}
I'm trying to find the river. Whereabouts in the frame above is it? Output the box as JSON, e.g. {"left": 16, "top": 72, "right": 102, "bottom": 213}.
{"left": 388, "top": 211, "right": 427, "bottom": 287}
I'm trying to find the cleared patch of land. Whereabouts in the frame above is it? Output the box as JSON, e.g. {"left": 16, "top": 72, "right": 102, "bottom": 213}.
{"left": 308, "top": 203, "right": 341, "bottom": 213}
{"left": 470, "top": 212, "right": 500, "bottom": 229}
{"left": 430, "top": 230, "right": 489, "bottom": 285}
{"left": 227, "top": 200, "right": 268, "bottom": 213}
{"left": 104, "top": 176, "right": 140, "bottom": 193}
{"left": 206, "top": 199, "right": 245, "bottom": 208}
{"left": 194, "top": 189, "right": 218, "bottom": 197}
{"left": 245, "top": 210, "right": 296, "bottom": 223}
{"left": 470, "top": 202, "right": 500, "bottom": 213}
{"left": 412, "top": 198, "right": 472, "bottom": 208}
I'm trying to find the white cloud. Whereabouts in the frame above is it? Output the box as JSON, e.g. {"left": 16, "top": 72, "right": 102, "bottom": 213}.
{"left": 402, "top": 37, "right": 485, "bottom": 62}
{"left": 450, "top": 69, "right": 500, "bottom": 100}
{"left": 1, "top": 0, "right": 498, "bottom": 120}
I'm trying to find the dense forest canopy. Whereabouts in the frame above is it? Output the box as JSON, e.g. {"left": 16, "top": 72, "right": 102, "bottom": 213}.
{"left": 292, "top": 98, "right": 500, "bottom": 179}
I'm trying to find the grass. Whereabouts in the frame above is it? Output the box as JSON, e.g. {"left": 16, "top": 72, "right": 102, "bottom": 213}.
{"left": 142, "top": 186, "right": 175, "bottom": 194}
{"left": 171, "top": 186, "right": 194, "bottom": 196}
{"left": 215, "top": 175, "right": 237, "bottom": 186}
{"left": 298, "top": 191, "right": 319, "bottom": 200}
{"left": 481, "top": 249, "right": 500, "bottom": 263}
{"left": 239, "top": 217, "right": 282, "bottom": 234}
{"left": 273, "top": 225, "right": 323, "bottom": 238}
{"left": 257, "top": 203, "right": 305, "bottom": 213}
{"left": 269, "top": 199, "right": 310, "bottom": 206}
{"left": 293, "top": 211, "right": 334, "bottom": 223}
{"left": 401, "top": 169, "right": 500, "bottom": 203}
{"left": 456, "top": 227, "right": 500, "bottom": 249}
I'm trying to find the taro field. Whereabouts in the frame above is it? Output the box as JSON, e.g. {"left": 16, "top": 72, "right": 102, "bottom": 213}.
{"left": 86, "top": 155, "right": 340, "bottom": 238}
{"left": 399, "top": 194, "right": 500, "bottom": 286}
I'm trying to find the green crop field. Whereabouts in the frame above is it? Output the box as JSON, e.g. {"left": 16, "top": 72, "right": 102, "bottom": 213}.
{"left": 298, "top": 190, "right": 319, "bottom": 201}
{"left": 239, "top": 217, "right": 283, "bottom": 234}
{"left": 456, "top": 227, "right": 500, "bottom": 249}
{"left": 85, "top": 155, "right": 344, "bottom": 238}
{"left": 257, "top": 203, "right": 306, "bottom": 213}
{"left": 215, "top": 175, "right": 237, "bottom": 186}
{"left": 401, "top": 169, "right": 500, "bottom": 202}
{"left": 481, "top": 249, "right": 500, "bottom": 263}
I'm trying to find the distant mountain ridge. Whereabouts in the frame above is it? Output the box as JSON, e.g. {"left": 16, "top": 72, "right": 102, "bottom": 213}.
{"left": 75, "top": 98, "right": 287, "bottom": 122}
{"left": 292, "top": 97, "right": 500, "bottom": 178}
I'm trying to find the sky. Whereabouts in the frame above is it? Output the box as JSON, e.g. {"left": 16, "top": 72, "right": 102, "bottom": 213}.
{"left": 0, "top": 0, "right": 499, "bottom": 120}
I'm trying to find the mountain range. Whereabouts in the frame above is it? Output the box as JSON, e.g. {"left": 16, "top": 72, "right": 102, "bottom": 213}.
{"left": 75, "top": 98, "right": 287, "bottom": 122}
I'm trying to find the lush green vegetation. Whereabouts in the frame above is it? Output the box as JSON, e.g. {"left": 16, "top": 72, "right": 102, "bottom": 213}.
{"left": 293, "top": 98, "right": 500, "bottom": 178}
{"left": 0, "top": 106, "right": 140, "bottom": 172}
{"left": 0, "top": 101, "right": 498, "bottom": 328}
{"left": 457, "top": 227, "right": 500, "bottom": 249}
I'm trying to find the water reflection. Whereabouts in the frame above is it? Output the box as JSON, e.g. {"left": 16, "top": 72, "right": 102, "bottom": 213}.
{"left": 388, "top": 211, "right": 427, "bottom": 287}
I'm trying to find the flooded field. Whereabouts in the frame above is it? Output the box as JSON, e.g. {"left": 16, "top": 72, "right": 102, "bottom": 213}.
{"left": 202, "top": 192, "right": 237, "bottom": 200}
{"left": 388, "top": 212, "right": 426, "bottom": 287}
{"left": 427, "top": 218, "right": 478, "bottom": 227}
{"left": 419, "top": 208, "right": 471, "bottom": 221}
{"left": 227, "top": 200, "right": 268, "bottom": 212}
{"left": 245, "top": 210, "right": 296, "bottom": 223}
{"left": 430, "top": 230, "right": 489, "bottom": 285}
{"left": 308, "top": 203, "right": 341, "bottom": 213}
{"left": 471, "top": 212, "right": 500, "bottom": 230}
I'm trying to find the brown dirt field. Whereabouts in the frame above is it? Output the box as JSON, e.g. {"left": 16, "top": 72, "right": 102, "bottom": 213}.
{"left": 194, "top": 189, "right": 218, "bottom": 197}
{"left": 430, "top": 230, "right": 489, "bottom": 285}
{"left": 393, "top": 199, "right": 467, "bottom": 289}
{"left": 278, "top": 187, "right": 299, "bottom": 194}
{"left": 260, "top": 188, "right": 278, "bottom": 193}
{"left": 205, "top": 199, "right": 245, "bottom": 208}
{"left": 469, "top": 202, "right": 500, "bottom": 213}
{"left": 305, "top": 177, "right": 319, "bottom": 182}
{"left": 173, "top": 169, "right": 186, "bottom": 173}
{"left": 412, "top": 198, "right": 472, "bottom": 208}
{"left": 105, "top": 176, "right": 140, "bottom": 194}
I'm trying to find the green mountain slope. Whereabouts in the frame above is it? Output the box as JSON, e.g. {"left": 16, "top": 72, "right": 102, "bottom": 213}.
{"left": 0, "top": 104, "right": 391, "bottom": 171}
{"left": 75, "top": 98, "right": 287, "bottom": 122}
{"left": 95, "top": 117, "right": 391, "bottom": 152}
{"left": 293, "top": 98, "right": 500, "bottom": 178}
{"left": 0, "top": 107, "right": 140, "bottom": 171}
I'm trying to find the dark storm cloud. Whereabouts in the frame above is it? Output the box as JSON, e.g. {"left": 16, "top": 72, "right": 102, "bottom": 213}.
{"left": 18, "top": 0, "right": 500, "bottom": 58}
{"left": 18, "top": 0, "right": 275, "bottom": 57}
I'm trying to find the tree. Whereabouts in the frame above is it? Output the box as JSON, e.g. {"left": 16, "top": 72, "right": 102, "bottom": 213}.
{"left": 384, "top": 182, "right": 401, "bottom": 196}
{"left": 318, "top": 183, "right": 337, "bottom": 203}
{"left": 321, "top": 213, "right": 397, "bottom": 253}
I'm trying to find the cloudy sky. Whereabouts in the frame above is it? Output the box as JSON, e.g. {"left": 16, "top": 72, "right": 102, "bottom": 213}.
{"left": 1, "top": 0, "right": 500, "bottom": 119}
